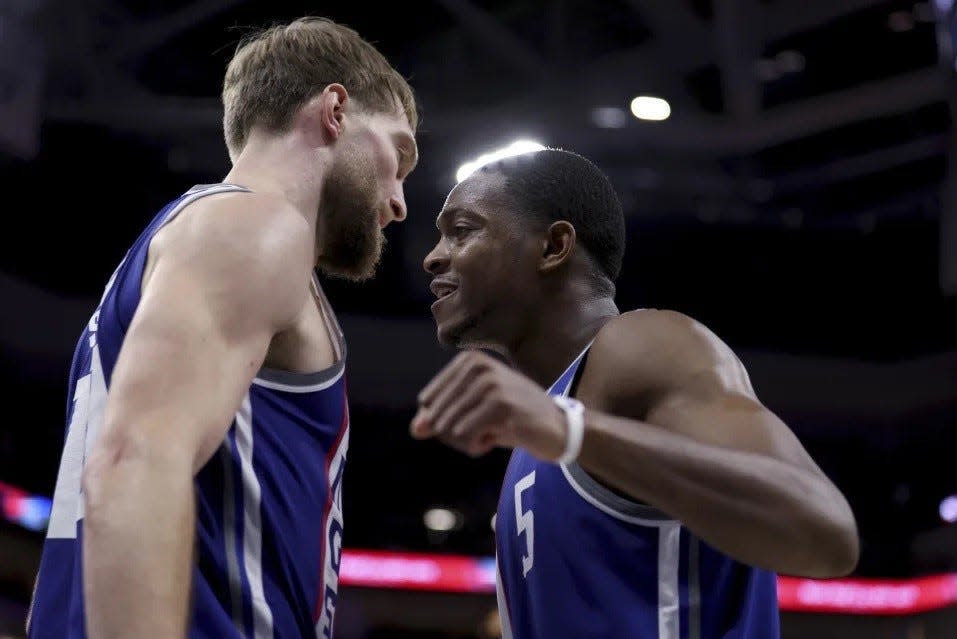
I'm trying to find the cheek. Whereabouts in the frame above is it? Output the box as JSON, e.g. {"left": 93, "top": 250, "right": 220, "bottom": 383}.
{"left": 374, "top": 141, "right": 397, "bottom": 185}
{"left": 456, "top": 238, "right": 530, "bottom": 288}
{"left": 455, "top": 235, "right": 494, "bottom": 266}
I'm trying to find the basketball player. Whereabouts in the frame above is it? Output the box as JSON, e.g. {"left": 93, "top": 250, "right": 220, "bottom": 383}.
{"left": 413, "top": 149, "right": 858, "bottom": 638}
{"left": 27, "top": 17, "right": 418, "bottom": 639}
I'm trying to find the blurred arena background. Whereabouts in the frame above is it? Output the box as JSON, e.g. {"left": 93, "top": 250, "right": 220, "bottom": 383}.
{"left": 2, "top": 0, "right": 957, "bottom": 637}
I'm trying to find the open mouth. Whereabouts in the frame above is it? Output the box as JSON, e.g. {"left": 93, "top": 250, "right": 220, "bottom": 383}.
{"left": 429, "top": 280, "right": 458, "bottom": 300}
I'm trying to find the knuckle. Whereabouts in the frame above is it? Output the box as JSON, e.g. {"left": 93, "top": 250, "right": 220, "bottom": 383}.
{"left": 466, "top": 350, "right": 491, "bottom": 371}
{"left": 476, "top": 373, "right": 497, "bottom": 395}
{"left": 499, "top": 413, "right": 515, "bottom": 434}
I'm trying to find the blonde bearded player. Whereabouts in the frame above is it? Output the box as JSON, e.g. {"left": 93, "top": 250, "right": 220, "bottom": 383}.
{"left": 29, "top": 17, "right": 418, "bottom": 639}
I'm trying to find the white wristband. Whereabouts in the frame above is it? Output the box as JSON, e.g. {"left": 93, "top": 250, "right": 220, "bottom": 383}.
{"left": 552, "top": 395, "right": 585, "bottom": 464}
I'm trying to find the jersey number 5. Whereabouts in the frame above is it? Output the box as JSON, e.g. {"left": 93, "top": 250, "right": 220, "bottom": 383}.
{"left": 514, "top": 471, "right": 536, "bottom": 578}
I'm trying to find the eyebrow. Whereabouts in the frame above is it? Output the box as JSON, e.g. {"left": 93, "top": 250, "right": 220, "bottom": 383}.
{"left": 435, "top": 206, "right": 483, "bottom": 229}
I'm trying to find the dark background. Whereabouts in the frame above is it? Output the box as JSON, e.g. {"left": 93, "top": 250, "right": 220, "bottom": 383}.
{"left": 1, "top": 0, "right": 956, "bottom": 623}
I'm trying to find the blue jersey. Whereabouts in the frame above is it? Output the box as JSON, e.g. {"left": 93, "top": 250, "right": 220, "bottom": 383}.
{"left": 28, "top": 184, "right": 351, "bottom": 639}
{"left": 495, "top": 345, "right": 780, "bottom": 639}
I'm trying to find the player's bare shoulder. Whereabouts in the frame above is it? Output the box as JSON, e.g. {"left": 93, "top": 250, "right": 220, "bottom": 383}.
{"left": 596, "top": 309, "right": 742, "bottom": 372}
{"left": 578, "top": 309, "right": 748, "bottom": 417}
{"left": 146, "top": 189, "right": 314, "bottom": 329}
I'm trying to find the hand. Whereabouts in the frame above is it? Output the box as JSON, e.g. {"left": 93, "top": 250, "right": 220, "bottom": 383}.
{"left": 410, "top": 350, "right": 569, "bottom": 460}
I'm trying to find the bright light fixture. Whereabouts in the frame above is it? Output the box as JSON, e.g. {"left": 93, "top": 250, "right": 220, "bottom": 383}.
{"left": 424, "top": 508, "right": 460, "bottom": 532}
{"left": 455, "top": 139, "right": 546, "bottom": 182}
{"left": 940, "top": 495, "right": 957, "bottom": 523}
{"left": 630, "top": 96, "right": 671, "bottom": 121}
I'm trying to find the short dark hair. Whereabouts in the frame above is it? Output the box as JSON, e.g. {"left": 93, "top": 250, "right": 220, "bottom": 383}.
{"left": 480, "top": 148, "right": 625, "bottom": 284}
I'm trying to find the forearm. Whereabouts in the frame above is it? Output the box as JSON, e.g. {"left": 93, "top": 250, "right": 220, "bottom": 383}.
{"left": 577, "top": 410, "right": 858, "bottom": 577}
{"left": 83, "top": 450, "right": 194, "bottom": 639}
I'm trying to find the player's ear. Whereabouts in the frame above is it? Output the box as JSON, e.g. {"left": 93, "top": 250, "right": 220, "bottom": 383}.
{"left": 539, "top": 221, "right": 576, "bottom": 274}
{"left": 298, "top": 83, "right": 349, "bottom": 146}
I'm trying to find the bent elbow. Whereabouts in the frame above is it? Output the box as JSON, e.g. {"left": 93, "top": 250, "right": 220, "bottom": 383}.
{"left": 826, "top": 521, "right": 860, "bottom": 577}
{"left": 779, "top": 496, "right": 860, "bottom": 578}
{"left": 807, "top": 511, "right": 860, "bottom": 578}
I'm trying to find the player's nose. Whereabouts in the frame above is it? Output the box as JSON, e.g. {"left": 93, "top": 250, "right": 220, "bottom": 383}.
{"left": 389, "top": 191, "right": 407, "bottom": 224}
{"left": 423, "top": 241, "right": 449, "bottom": 274}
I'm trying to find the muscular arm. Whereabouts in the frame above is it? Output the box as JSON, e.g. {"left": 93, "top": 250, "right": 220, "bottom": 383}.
{"left": 573, "top": 310, "right": 859, "bottom": 577}
{"left": 81, "top": 195, "right": 311, "bottom": 639}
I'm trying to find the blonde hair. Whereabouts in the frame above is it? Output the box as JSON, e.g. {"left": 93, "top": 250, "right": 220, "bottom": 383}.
{"left": 222, "top": 17, "right": 418, "bottom": 158}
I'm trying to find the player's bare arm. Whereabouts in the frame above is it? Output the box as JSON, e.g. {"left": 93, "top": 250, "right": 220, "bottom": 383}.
{"left": 412, "top": 308, "right": 858, "bottom": 578}
{"left": 81, "top": 193, "right": 312, "bottom": 639}
{"left": 570, "top": 309, "right": 859, "bottom": 578}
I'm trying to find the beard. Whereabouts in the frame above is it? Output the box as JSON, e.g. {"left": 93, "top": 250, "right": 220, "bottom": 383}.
{"left": 315, "top": 146, "right": 386, "bottom": 281}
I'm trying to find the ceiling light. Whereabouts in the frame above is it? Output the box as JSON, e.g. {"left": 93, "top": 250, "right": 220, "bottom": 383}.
{"left": 629, "top": 96, "right": 670, "bottom": 121}
{"left": 940, "top": 495, "right": 957, "bottom": 523}
{"left": 424, "top": 508, "right": 461, "bottom": 532}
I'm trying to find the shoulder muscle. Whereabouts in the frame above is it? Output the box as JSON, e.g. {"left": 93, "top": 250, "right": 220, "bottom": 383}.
{"left": 148, "top": 191, "right": 313, "bottom": 334}
{"left": 576, "top": 309, "right": 755, "bottom": 418}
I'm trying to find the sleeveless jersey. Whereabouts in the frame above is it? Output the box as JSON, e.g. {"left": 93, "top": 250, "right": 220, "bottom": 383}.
{"left": 495, "top": 344, "right": 780, "bottom": 639}
{"left": 27, "top": 184, "right": 351, "bottom": 639}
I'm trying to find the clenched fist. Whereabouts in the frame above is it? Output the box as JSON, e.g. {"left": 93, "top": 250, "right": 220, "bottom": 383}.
{"left": 410, "top": 350, "right": 570, "bottom": 460}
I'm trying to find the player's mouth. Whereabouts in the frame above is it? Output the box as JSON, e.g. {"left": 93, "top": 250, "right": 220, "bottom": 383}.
{"left": 429, "top": 278, "right": 459, "bottom": 313}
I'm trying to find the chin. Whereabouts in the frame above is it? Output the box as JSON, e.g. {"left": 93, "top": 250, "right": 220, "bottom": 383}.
{"left": 437, "top": 314, "right": 479, "bottom": 349}
{"left": 317, "top": 257, "right": 376, "bottom": 282}
{"left": 435, "top": 322, "right": 461, "bottom": 349}
{"left": 317, "top": 239, "right": 383, "bottom": 282}
{"left": 437, "top": 317, "right": 502, "bottom": 353}
{"left": 320, "top": 264, "right": 374, "bottom": 282}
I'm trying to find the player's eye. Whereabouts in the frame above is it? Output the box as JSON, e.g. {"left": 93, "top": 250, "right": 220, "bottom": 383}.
{"left": 451, "top": 225, "right": 472, "bottom": 240}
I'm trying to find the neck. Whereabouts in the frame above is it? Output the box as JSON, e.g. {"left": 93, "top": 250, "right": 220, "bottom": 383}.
{"left": 223, "top": 129, "right": 328, "bottom": 229}
{"left": 503, "top": 282, "right": 619, "bottom": 388}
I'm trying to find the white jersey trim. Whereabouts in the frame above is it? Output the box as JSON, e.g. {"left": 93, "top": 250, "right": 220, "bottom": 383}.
{"left": 253, "top": 364, "right": 345, "bottom": 394}
{"left": 494, "top": 556, "right": 515, "bottom": 639}
{"left": 558, "top": 462, "right": 677, "bottom": 528}
{"left": 235, "top": 396, "right": 275, "bottom": 639}
{"left": 221, "top": 443, "right": 245, "bottom": 633}
{"left": 160, "top": 183, "right": 251, "bottom": 230}
{"left": 314, "top": 423, "right": 350, "bottom": 638}
{"left": 658, "top": 523, "right": 682, "bottom": 639}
